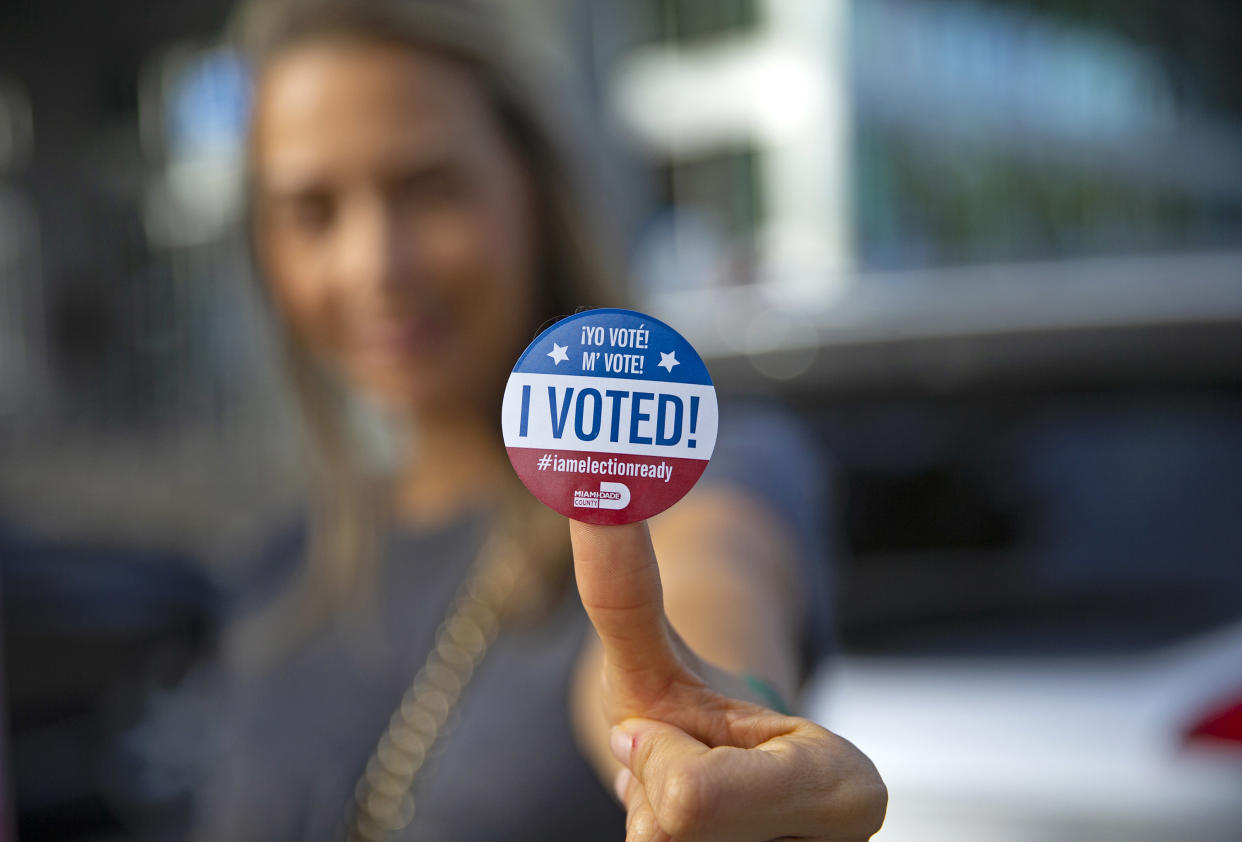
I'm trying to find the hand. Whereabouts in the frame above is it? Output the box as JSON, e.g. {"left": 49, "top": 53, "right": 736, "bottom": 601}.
{"left": 571, "top": 520, "right": 887, "bottom": 842}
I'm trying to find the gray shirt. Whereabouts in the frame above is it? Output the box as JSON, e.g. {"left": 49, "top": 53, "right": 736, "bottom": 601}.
{"left": 192, "top": 407, "right": 833, "bottom": 841}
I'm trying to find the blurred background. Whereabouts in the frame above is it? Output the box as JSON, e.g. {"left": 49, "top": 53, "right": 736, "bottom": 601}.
{"left": 1, "top": 0, "right": 1241, "bottom": 840}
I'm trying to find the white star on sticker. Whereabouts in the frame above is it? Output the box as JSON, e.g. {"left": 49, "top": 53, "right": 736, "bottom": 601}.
{"left": 547, "top": 343, "right": 569, "bottom": 365}
{"left": 657, "top": 351, "right": 680, "bottom": 373}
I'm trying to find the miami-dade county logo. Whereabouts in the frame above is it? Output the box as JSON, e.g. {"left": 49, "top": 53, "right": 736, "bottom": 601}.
{"left": 502, "top": 308, "right": 718, "bottom": 525}
{"left": 573, "top": 481, "right": 631, "bottom": 510}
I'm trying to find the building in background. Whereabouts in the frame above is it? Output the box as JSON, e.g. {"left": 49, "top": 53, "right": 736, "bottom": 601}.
{"left": 609, "top": 0, "right": 1242, "bottom": 303}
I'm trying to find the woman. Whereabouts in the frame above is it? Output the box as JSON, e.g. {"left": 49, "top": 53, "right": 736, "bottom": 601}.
{"left": 197, "top": 0, "right": 887, "bottom": 839}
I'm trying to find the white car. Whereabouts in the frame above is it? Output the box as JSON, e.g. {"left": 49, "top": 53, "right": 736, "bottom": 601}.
{"left": 792, "top": 330, "right": 1242, "bottom": 839}
{"left": 807, "top": 623, "right": 1242, "bottom": 841}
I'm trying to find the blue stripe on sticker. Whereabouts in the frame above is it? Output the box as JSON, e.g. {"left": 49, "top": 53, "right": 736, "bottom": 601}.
{"left": 511, "top": 308, "right": 713, "bottom": 386}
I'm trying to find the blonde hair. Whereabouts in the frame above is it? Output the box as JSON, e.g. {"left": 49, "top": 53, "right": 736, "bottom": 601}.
{"left": 231, "top": 0, "right": 621, "bottom": 667}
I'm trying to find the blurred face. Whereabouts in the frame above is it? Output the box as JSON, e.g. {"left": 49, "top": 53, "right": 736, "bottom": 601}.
{"left": 252, "top": 40, "right": 539, "bottom": 416}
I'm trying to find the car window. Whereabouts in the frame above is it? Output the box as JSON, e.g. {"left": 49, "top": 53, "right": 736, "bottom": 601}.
{"left": 814, "top": 387, "right": 1242, "bottom": 655}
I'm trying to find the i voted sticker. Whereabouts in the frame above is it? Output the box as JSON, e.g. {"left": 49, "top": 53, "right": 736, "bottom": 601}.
{"left": 501, "top": 308, "right": 718, "bottom": 525}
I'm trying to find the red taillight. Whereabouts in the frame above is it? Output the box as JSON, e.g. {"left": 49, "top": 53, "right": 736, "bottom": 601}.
{"left": 1185, "top": 696, "right": 1242, "bottom": 748}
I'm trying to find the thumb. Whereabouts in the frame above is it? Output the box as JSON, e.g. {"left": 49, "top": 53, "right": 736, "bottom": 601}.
{"left": 570, "top": 520, "right": 686, "bottom": 698}
{"left": 611, "top": 717, "right": 765, "bottom": 842}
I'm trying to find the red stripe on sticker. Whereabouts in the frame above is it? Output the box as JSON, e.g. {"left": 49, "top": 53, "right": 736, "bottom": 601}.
{"left": 507, "top": 447, "right": 709, "bottom": 525}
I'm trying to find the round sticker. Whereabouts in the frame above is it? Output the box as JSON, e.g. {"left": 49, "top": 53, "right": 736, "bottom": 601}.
{"left": 501, "top": 308, "right": 718, "bottom": 525}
